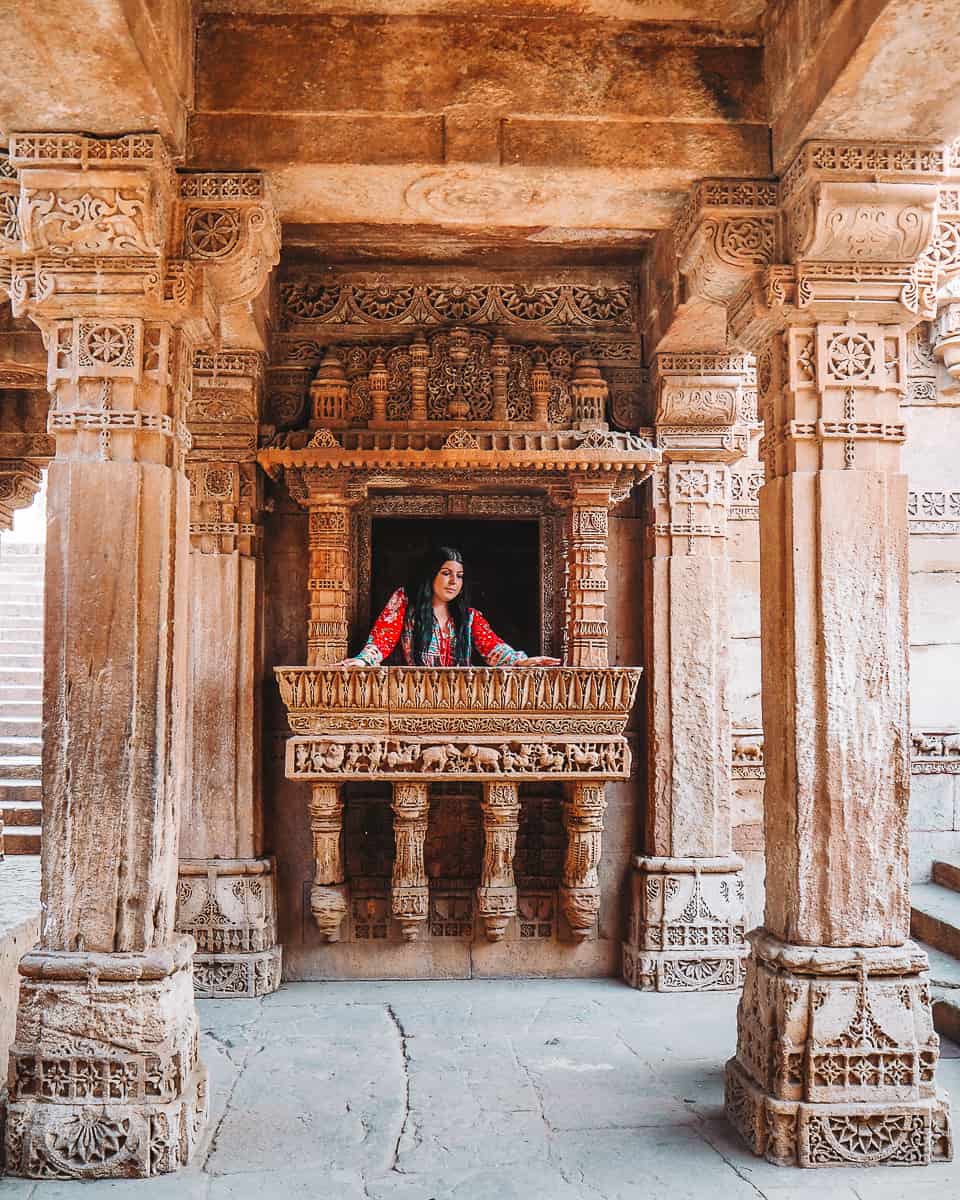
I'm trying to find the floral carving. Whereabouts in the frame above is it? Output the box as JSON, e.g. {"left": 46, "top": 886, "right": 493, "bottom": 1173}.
{"left": 21, "top": 187, "right": 155, "bottom": 256}
{"left": 353, "top": 285, "right": 416, "bottom": 321}
{"left": 498, "top": 284, "right": 562, "bottom": 321}
{"left": 825, "top": 332, "right": 877, "bottom": 383}
{"left": 425, "top": 284, "right": 488, "bottom": 320}
{"left": 184, "top": 208, "right": 241, "bottom": 259}
{"left": 48, "top": 1112, "right": 131, "bottom": 1167}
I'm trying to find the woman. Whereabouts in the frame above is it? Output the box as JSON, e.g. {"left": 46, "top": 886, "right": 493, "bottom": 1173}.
{"left": 339, "top": 545, "right": 560, "bottom": 668}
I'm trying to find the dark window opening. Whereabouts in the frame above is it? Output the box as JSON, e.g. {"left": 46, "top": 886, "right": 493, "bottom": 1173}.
{"left": 367, "top": 516, "right": 541, "bottom": 661}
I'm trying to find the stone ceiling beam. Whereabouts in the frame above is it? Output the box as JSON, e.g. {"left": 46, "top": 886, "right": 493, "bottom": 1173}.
{"left": 0, "top": 1, "right": 192, "bottom": 153}
{"left": 765, "top": 0, "right": 960, "bottom": 172}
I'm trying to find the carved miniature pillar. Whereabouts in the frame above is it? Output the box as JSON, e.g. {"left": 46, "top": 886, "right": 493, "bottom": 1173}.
{"left": 531, "top": 351, "right": 551, "bottom": 425}
{"left": 306, "top": 488, "right": 355, "bottom": 665}
{"left": 477, "top": 782, "right": 521, "bottom": 941}
{"left": 570, "top": 357, "right": 609, "bottom": 429}
{"left": 309, "top": 348, "right": 350, "bottom": 426}
{"left": 560, "top": 782, "right": 607, "bottom": 940}
{"left": 0, "top": 458, "right": 42, "bottom": 531}
{"left": 720, "top": 149, "right": 952, "bottom": 1167}
{"left": 391, "top": 782, "right": 430, "bottom": 941}
{"left": 177, "top": 347, "right": 282, "bottom": 999}
{"left": 410, "top": 333, "right": 429, "bottom": 421}
{"left": 308, "top": 783, "right": 348, "bottom": 941}
{"left": 564, "top": 487, "right": 611, "bottom": 667}
{"left": 623, "top": 352, "right": 751, "bottom": 993}
{"left": 491, "top": 335, "right": 509, "bottom": 422}
{"left": 0, "top": 134, "right": 211, "bottom": 1179}
{"left": 369, "top": 351, "right": 389, "bottom": 425}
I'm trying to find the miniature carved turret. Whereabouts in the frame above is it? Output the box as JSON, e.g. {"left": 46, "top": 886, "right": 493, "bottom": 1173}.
{"left": 310, "top": 349, "right": 350, "bottom": 427}
{"left": 570, "top": 357, "right": 609, "bottom": 430}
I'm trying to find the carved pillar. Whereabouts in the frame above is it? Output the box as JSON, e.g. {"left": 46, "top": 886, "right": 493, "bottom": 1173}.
{"left": 391, "top": 782, "right": 429, "bottom": 941}
{"left": 0, "top": 134, "right": 210, "bottom": 1178}
{"left": 177, "top": 346, "right": 282, "bottom": 999}
{"left": 410, "top": 333, "right": 429, "bottom": 421}
{"left": 560, "top": 782, "right": 606, "bottom": 940}
{"left": 624, "top": 352, "right": 750, "bottom": 993}
{"left": 491, "top": 335, "right": 509, "bottom": 422}
{"left": 477, "top": 782, "right": 520, "bottom": 941}
{"left": 0, "top": 458, "right": 42, "bottom": 531}
{"left": 308, "top": 783, "right": 348, "bottom": 941}
{"left": 306, "top": 488, "right": 356, "bottom": 666}
{"left": 562, "top": 488, "right": 611, "bottom": 668}
{"left": 721, "top": 145, "right": 952, "bottom": 1167}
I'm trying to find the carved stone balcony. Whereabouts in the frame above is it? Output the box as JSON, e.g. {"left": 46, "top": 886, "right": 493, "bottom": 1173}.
{"left": 276, "top": 666, "right": 641, "bottom": 943}
{"left": 276, "top": 666, "right": 641, "bottom": 781}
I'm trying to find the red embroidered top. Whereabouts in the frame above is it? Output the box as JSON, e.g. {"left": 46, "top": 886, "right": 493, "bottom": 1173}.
{"left": 354, "top": 588, "right": 527, "bottom": 667}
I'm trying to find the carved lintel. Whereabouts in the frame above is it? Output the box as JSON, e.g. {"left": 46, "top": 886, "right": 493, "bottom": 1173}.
{"left": 308, "top": 783, "right": 348, "bottom": 942}
{"left": 560, "top": 782, "right": 606, "bottom": 941}
{"left": 477, "top": 782, "right": 520, "bottom": 941}
{"left": 391, "top": 782, "right": 430, "bottom": 941}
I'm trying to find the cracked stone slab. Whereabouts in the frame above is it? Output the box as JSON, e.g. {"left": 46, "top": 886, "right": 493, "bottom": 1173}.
{"left": 365, "top": 1162, "right": 587, "bottom": 1200}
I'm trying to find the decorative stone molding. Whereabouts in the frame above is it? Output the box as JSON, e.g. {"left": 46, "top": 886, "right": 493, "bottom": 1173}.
{"left": 732, "top": 729, "right": 765, "bottom": 777}
{"left": 176, "top": 860, "right": 282, "bottom": 998}
{"left": 912, "top": 731, "right": 960, "bottom": 774}
{"left": 391, "top": 782, "right": 430, "bottom": 941}
{"left": 653, "top": 351, "right": 756, "bottom": 429}
{"left": 730, "top": 469, "right": 765, "bottom": 519}
{"left": 909, "top": 490, "right": 960, "bottom": 534}
{"left": 726, "top": 933, "right": 951, "bottom": 1167}
{"left": 280, "top": 280, "right": 635, "bottom": 332}
{"left": 0, "top": 459, "right": 42, "bottom": 531}
{"left": 623, "top": 856, "right": 748, "bottom": 992}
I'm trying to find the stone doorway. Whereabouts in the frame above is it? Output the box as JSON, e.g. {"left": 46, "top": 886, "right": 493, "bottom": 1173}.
{"left": 369, "top": 515, "right": 541, "bottom": 661}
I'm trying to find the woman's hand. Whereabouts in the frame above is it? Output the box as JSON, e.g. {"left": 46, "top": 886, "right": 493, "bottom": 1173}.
{"left": 332, "top": 658, "right": 364, "bottom": 668}
{"left": 519, "top": 656, "right": 562, "bottom": 667}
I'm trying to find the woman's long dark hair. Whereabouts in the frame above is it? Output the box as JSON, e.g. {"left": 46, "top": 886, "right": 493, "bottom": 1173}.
{"left": 404, "top": 545, "right": 472, "bottom": 665}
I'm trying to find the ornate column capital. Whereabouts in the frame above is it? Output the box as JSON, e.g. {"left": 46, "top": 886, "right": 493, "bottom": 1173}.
{"left": 675, "top": 179, "right": 779, "bottom": 308}
{"left": 651, "top": 350, "right": 755, "bottom": 461}
{"left": 0, "top": 458, "right": 42, "bottom": 531}
{"left": 729, "top": 140, "right": 957, "bottom": 348}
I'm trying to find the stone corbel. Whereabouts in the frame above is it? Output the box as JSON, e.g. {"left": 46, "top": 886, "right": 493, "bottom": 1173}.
{"left": 0, "top": 458, "right": 42, "bottom": 531}
{"left": 652, "top": 351, "right": 755, "bottom": 462}
{"left": 177, "top": 172, "right": 280, "bottom": 352}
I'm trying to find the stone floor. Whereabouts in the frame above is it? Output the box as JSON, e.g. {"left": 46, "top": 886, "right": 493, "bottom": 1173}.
{"left": 2, "top": 978, "right": 960, "bottom": 1199}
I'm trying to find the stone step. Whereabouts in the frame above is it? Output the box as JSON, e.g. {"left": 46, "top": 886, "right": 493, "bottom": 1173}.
{"left": 0, "top": 605, "right": 43, "bottom": 620}
{"left": 0, "top": 755, "right": 41, "bottom": 781}
{"left": 0, "top": 637, "right": 43, "bottom": 650}
{"left": 2, "top": 826, "right": 42, "bottom": 854}
{"left": 0, "top": 700, "right": 41, "bottom": 717}
{"left": 915, "top": 940, "right": 960, "bottom": 1045}
{"left": 0, "top": 736, "right": 41, "bottom": 755}
{"left": 0, "top": 718, "right": 41, "bottom": 737}
{"left": 0, "top": 780, "right": 40, "bottom": 804}
{"left": 0, "top": 669, "right": 42, "bottom": 685}
{"left": 911, "top": 882, "right": 960, "bottom": 960}
{"left": 932, "top": 861, "right": 960, "bottom": 895}
{"left": 0, "top": 617, "right": 44, "bottom": 628}
{"left": 0, "top": 652, "right": 43, "bottom": 668}
{"left": 0, "top": 687, "right": 42, "bottom": 702}
{"left": 1, "top": 799, "right": 42, "bottom": 826}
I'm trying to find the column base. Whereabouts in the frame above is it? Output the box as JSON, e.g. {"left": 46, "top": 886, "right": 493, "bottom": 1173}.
{"left": 622, "top": 856, "right": 747, "bottom": 992}
{"left": 2, "top": 939, "right": 209, "bottom": 1179}
{"left": 177, "top": 858, "right": 282, "bottom": 998}
{"left": 725, "top": 930, "right": 953, "bottom": 1168}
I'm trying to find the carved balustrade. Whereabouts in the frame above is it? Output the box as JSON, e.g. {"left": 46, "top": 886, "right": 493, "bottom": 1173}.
{"left": 276, "top": 666, "right": 640, "bottom": 942}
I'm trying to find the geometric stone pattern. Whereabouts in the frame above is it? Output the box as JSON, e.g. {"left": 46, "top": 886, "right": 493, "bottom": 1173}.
{"left": 725, "top": 933, "right": 953, "bottom": 1167}
{"left": 176, "top": 859, "right": 282, "bottom": 999}
{"left": 623, "top": 856, "right": 748, "bottom": 993}
{"left": 3, "top": 940, "right": 209, "bottom": 1178}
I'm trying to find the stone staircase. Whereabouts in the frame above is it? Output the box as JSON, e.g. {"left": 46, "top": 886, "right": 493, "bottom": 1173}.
{"left": 0, "top": 545, "right": 43, "bottom": 857}
{"left": 912, "top": 861, "right": 960, "bottom": 1043}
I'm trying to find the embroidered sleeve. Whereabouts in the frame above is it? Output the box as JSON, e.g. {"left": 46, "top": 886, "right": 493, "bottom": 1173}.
{"left": 356, "top": 588, "right": 407, "bottom": 666}
{"left": 470, "top": 608, "right": 528, "bottom": 667}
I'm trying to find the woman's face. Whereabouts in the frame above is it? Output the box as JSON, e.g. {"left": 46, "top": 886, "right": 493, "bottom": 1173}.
{"left": 432, "top": 559, "right": 464, "bottom": 605}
